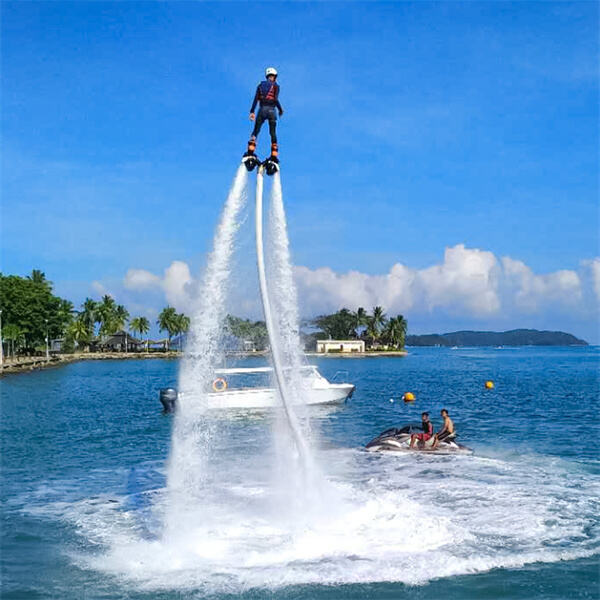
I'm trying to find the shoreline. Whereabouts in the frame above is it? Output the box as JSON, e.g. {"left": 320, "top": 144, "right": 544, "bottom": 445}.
{"left": 305, "top": 351, "right": 409, "bottom": 358}
{"left": 0, "top": 352, "right": 181, "bottom": 377}
{"left": 0, "top": 349, "right": 410, "bottom": 377}
{"left": 2, "top": 345, "right": 593, "bottom": 377}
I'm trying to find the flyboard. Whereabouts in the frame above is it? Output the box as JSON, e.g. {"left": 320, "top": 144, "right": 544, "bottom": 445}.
{"left": 242, "top": 139, "right": 280, "bottom": 176}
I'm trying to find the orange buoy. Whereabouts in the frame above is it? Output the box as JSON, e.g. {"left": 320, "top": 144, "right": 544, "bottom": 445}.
{"left": 403, "top": 392, "right": 416, "bottom": 403}
{"left": 485, "top": 380, "right": 494, "bottom": 389}
{"left": 212, "top": 377, "right": 228, "bottom": 392}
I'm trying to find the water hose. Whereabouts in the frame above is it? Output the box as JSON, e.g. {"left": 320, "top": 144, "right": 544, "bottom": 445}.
{"left": 255, "top": 166, "right": 308, "bottom": 461}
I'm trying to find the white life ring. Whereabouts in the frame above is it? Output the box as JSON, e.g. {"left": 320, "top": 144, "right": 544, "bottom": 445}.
{"left": 212, "top": 377, "right": 227, "bottom": 392}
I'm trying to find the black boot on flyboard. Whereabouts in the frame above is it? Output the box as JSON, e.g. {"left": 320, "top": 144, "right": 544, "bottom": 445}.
{"left": 242, "top": 137, "right": 261, "bottom": 172}
{"left": 262, "top": 142, "right": 279, "bottom": 176}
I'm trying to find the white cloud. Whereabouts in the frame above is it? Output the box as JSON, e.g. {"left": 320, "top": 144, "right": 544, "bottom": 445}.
{"left": 295, "top": 245, "right": 598, "bottom": 323}
{"left": 295, "top": 244, "right": 501, "bottom": 317}
{"left": 163, "top": 261, "right": 193, "bottom": 309}
{"left": 91, "top": 280, "right": 108, "bottom": 296}
{"left": 114, "top": 245, "right": 598, "bottom": 335}
{"left": 502, "top": 257, "right": 582, "bottom": 312}
{"left": 123, "top": 261, "right": 193, "bottom": 311}
{"left": 124, "top": 269, "right": 161, "bottom": 290}
{"left": 418, "top": 245, "right": 500, "bottom": 315}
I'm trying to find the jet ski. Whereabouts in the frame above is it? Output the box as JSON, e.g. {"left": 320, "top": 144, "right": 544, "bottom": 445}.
{"left": 365, "top": 424, "right": 473, "bottom": 455}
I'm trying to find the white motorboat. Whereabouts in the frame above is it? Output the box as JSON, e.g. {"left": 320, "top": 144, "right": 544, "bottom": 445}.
{"left": 159, "top": 366, "right": 355, "bottom": 411}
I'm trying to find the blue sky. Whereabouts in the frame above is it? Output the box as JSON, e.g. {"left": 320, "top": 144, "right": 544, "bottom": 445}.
{"left": 2, "top": 2, "right": 598, "bottom": 341}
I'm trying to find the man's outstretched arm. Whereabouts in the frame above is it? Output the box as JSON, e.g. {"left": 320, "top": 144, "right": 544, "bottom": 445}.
{"left": 250, "top": 86, "right": 260, "bottom": 117}
{"left": 275, "top": 86, "right": 283, "bottom": 115}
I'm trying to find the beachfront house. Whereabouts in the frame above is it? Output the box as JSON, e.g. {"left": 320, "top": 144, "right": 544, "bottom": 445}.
{"left": 243, "top": 340, "right": 256, "bottom": 352}
{"left": 100, "top": 331, "right": 145, "bottom": 352}
{"left": 316, "top": 339, "right": 365, "bottom": 354}
{"left": 49, "top": 338, "right": 64, "bottom": 353}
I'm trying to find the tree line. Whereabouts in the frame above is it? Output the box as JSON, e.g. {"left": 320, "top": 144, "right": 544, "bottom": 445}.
{"left": 71, "top": 298, "right": 190, "bottom": 351}
{"left": 0, "top": 271, "right": 408, "bottom": 356}
{"left": 225, "top": 315, "right": 268, "bottom": 350}
{"left": 1, "top": 271, "right": 73, "bottom": 355}
{"left": 311, "top": 306, "right": 408, "bottom": 349}
{"left": 0, "top": 271, "right": 190, "bottom": 355}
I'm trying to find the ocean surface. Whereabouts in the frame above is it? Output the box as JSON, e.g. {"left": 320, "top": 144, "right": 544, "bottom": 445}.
{"left": 1, "top": 346, "right": 599, "bottom": 599}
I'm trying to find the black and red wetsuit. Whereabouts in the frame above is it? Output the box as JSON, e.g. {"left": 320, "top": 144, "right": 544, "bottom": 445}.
{"left": 250, "top": 80, "right": 283, "bottom": 144}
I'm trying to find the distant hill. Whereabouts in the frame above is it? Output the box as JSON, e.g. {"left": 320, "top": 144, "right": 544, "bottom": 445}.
{"left": 406, "top": 329, "right": 588, "bottom": 347}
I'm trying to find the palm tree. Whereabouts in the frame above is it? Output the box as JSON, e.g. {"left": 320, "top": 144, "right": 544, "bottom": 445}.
{"left": 57, "top": 299, "right": 75, "bottom": 334}
{"left": 372, "top": 306, "right": 386, "bottom": 331}
{"left": 157, "top": 307, "right": 178, "bottom": 350}
{"left": 382, "top": 315, "right": 408, "bottom": 349}
{"left": 3, "top": 324, "right": 24, "bottom": 358}
{"left": 313, "top": 308, "right": 356, "bottom": 340}
{"left": 130, "top": 316, "right": 150, "bottom": 340}
{"left": 80, "top": 298, "right": 98, "bottom": 338}
{"left": 130, "top": 316, "right": 150, "bottom": 351}
{"left": 114, "top": 304, "right": 130, "bottom": 331}
{"left": 174, "top": 313, "right": 191, "bottom": 350}
{"left": 68, "top": 319, "right": 92, "bottom": 351}
{"left": 383, "top": 317, "right": 397, "bottom": 348}
{"left": 373, "top": 306, "right": 387, "bottom": 345}
{"left": 113, "top": 303, "right": 130, "bottom": 352}
{"left": 365, "top": 306, "right": 387, "bottom": 348}
{"left": 353, "top": 307, "right": 368, "bottom": 338}
{"left": 394, "top": 314, "right": 408, "bottom": 349}
{"left": 28, "top": 270, "right": 51, "bottom": 289}
{"left": 100, "top": 295, "right": 116, "bottom": 311}
{"left": 97, "top": 295, "right": 118, "bottom": 336}
{"left": 366, "top": 317, "right": 378, "bottom": 348}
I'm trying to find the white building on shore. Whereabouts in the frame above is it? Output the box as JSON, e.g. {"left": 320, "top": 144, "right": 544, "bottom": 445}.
{"left": 316, "top": 339, "right": 365, "bottom": 354}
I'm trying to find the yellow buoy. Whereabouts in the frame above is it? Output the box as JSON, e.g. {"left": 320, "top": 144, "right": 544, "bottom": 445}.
{"left": 485, "top": 380, "right": 494, "bottom": 389}
{"left": 403, "top": 392, "right": 415, "bottom": 402}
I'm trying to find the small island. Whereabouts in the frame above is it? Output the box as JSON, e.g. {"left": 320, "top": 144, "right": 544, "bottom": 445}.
{"left": 406, "top": 329, "right": 588, "bottom": 347}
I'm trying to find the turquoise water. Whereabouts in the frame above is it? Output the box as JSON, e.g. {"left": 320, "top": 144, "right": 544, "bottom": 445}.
{"left": 1, "top": 347, "right": 599, "bottom": 599}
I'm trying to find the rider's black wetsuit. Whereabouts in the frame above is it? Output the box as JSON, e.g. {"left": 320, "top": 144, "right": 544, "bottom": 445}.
{"left": 250, "top": 80, "right": 283, "bottom": 144}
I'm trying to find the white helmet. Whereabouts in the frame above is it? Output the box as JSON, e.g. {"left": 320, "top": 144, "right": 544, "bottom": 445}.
{"left": 265, "top": 67, "right": 278, "bottom": 77}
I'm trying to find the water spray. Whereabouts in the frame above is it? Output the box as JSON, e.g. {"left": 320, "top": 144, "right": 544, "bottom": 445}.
{"left": 165, "top": 165, "right": 248, "bottom": 532}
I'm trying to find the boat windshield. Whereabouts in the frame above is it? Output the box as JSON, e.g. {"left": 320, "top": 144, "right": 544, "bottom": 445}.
{"left": 210, "top": 365, "right": 320, "bottom": 390}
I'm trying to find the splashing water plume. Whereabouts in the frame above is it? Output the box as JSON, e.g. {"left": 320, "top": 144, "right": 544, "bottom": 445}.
{"left": 265, "top": 171, "right": 326, "bottom": 512}
{"left": 165, "top": 165, "right": 248, "bottom": 535}
{"left": 165, "top": 163, "right": 324, "bottom": 539}
{"left": 267, "top": 173, "right": 305, "bottom": 381}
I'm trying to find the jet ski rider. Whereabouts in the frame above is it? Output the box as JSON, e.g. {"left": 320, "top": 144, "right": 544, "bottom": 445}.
{"left": 430, "top": 408, "right": 455, "bottom": 450}
{"left": 410, "top": 412, "right": 434, "bottom": 449}
{"left": 249, "top": 67, "right": 284, "bottom": 157}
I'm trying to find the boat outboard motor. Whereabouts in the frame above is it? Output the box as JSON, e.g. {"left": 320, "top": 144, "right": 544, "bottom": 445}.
{"left": 159, "top": 388, "right": 177, "bottom": 413}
